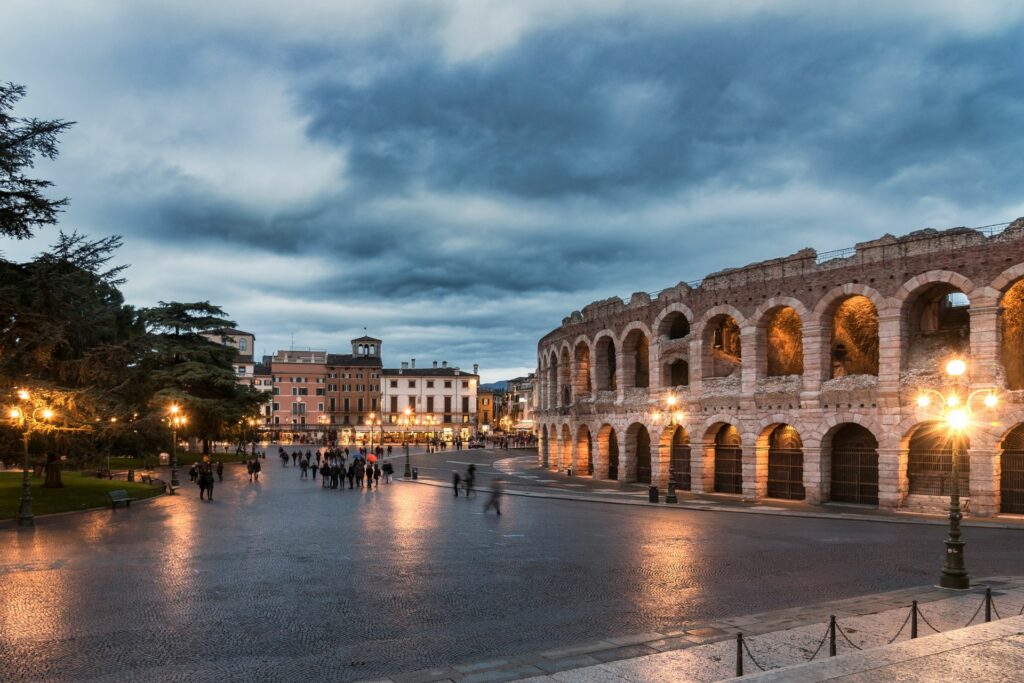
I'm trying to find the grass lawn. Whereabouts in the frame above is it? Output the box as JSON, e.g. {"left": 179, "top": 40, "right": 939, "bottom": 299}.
{"left": 0, "top": 471, "right": 164, "bottom": 520}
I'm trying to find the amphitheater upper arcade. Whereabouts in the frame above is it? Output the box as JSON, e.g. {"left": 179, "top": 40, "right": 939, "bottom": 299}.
{"left": 535, "top": 221, "right": 1024, "bottom": 517}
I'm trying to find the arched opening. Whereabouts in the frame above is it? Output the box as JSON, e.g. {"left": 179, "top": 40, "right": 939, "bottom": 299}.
{"left": 903, "top": 284, "right": 970, "bottom": 375}
{"left": 830, "top": 295, "right": 879, "bottom": 377}
{"left": 669, "top": 426, "right": 691, "bottom": 491}
{"left": 1001, "top": 280, "right": 1024, "bottom": 389}
{"left": 907, "top": 422, "right": 970, "bottom": 496}
{"left": 559, "top": 346, "right": 572, "bottom": 405}
{"left": 576, "top": 424, "right": 594, "bottom": 476}
{"left": 664, "top": 358, "right": 689, "bottom": 388}
{"left": 573, "top": 341, "right": 592, "bottom": 396}
{"left": 595, "top": 337, "right": 617, "bottom": 392}
{"left": 765, "top": 307, "right": 804, "bottom": 376}
{"left": 766, "top": 424, "right": 804, "bottom": 500}
{"left": 608, "top": 427, "right": 619, "bottom": 480}
{"left": 1000, "top": 424, "right": 1024, "bottom": 514}
{"left": 622, "top": 329, "right": 650, "bottom": 389}
{"left": 828, "top": 424, "right": 879, "bottom": 506}
{"left": 659, "top": 311, "right": 691, "bottom": 340}
{"left": 714, "top": 424, "right": 743, "bottom": 493}
{"left": 546, "top": 353, "right": 559, "bottom": 409}
{"left": 704, "top": 315, "right": 742, "bottom": 378}
{"left": 541, "top": 425, "right": 549, "bottom": 468}
{"left": 627, "top": 423, "right": 652, "bottom": 483}
{"left": 561, "top": 424, "right": 573, "bottom": 470}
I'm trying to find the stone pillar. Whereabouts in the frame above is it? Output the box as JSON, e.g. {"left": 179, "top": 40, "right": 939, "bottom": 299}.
{"left": 969, "top": 304, "right": 1000, "bottom": 386}
{"left": 744, "top": 434, "right": 766, "bottom": 500}
{"left": 689, "top": 335, "right": 703, "bottom": 395}
{"left": 740, "top": 327, "right": 758, "bottom": 395}
{"left": 969, "top": 432, "right": 999, "bottom": 517}
{"left": 617, "top": 427, "right": 631, "bottom": 481}
{"left": 802, "top": 443, "right": 825, "bottom": 504}
{"left": 877, "top": 312, "right": 902, "bottom": 400}
{"left": 801, "top": 326, "right": 827, "bottom": 406}
{"left": 594, "top": 429, "right": 609, "bottom": 479}
{"left": 877, "top": 445, "right": 905, "bottom": 509}
{"left": 615, "top": 352, "right": 627, "bottom": 403}
{"left": 692, "top": 435, "right": 715, "bottom": 493}
{"left": 654, "top": 426, "right": 671, "bottom": 489}
{"left": 649, "top": 344, "right": 662, "bottom": 395}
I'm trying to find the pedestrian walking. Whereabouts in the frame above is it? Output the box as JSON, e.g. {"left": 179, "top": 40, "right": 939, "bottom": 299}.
{"left": 252, "top": 457, "right": 261, "bottom": 481}
{"left": 465, "top": 463, "right": 476, "bottom": 497}
{"left": 452, "top": 471, "right": 461, "bottom": 497}
{"left": 373, "top": 463, "right": 381, "bottom": 488}
{"left": 189, "top": 463, "right": 198, "bottom": 483}
{"left": 346, "top": 462, "right": 355, "bottom": 489}
{"left": 483, "top": 478, "right": 503, "bottom": 515}
{"left": 247, "top": 459, "right": 255, "bottom": 482}
{"left": 365, "top": 461, "right": 374, "bottom": 489}
{"left": 216, "top": 460, "right": 223, "bottom": 482}
{"left": 383, "top": 460, "right": 393, "bottom": 483}
{"left": 300, "top": 458, "right": 309, "bottom": 479}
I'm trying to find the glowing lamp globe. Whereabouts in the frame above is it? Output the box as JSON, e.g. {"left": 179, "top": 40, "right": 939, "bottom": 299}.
{"left": 945, "top": 359, "right": 967, "bottom": 377}
{"left": 947, "top": 409, "right": 969, "bottom": 431}
{"left": 916, "top": 395, "right": 931, "bottom": 408}
{"left": 984, "top": 394, "right": 998, "bottom": 409}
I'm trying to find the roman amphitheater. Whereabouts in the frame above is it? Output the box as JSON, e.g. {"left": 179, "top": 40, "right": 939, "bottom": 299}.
{"left": 535, "top": 220, "right": 1024, "bottom": 517}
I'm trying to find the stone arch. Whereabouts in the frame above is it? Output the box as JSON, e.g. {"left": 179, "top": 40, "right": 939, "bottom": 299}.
{"left": 593, "top": 332, "right": 618, "bottom": 392}
{"left": 575, "top": 423, "right": 594, "bottom": 476}
{"left": 755, "top": 423, "right": 806, "bottom": 500}
{"left": 559, "top": 345, "right": 572, "bottom": 406}
{"left": 762, "top": 305, "right": 805, "bottom": 377}
{"left": 620, "top": 323, "right": 652, "bottom": 389}
{"left": 896, "top": 272, "right": 974, "bottom": 376}
{"left": 560, "top": 423, "right": 573, "bottom": 471}
{"left": 625, "top": 422, "right": 652, "bottom": 483}
{"left": 904, "top": 421, "right": 970, "bottom": 497}
{"left": 658, "top": 423, "right": 691, "bottom": 491}
{"left": 573, "top": 338, "right": 593, "bottom": 397}
{"left": 704, "top": 421, "right": 743, "bottom": 494}
{"left": 597, "top": 423, "right": 620, "bottom": 480}
{"left": 826, "top": 295, "right": 880, "bottom": 378}
{"left": 546, "top": 350, "right": 560, "bottom": 409}
{"left": 823, "top": 422, "right": 880, "bottom": 506}
{"left": 999, "top": 423, "right": 1024, "bottom": 514}
{"left": 661, "top": 354, "right": 690, "bottom": 389}
{"left": 653, "top": 302, "right": 695, "bottom": 340}
{"left": 999, "top": 277, "right": 1024, "bottom": 389}
{"left": 700, "top": 306, "right": 744, "bottom": 379}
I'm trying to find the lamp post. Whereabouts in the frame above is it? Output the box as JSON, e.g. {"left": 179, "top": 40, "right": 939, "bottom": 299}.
{"left": 366, "top": 412, "right": 382, "bottom": 453}
{"left": 401, "top": 407, "right": 414, "bottom": 477}
{"left": 915, "top": 359, "right": 998, "bottom": 590}
{"left": 652, "top": 394, "right": 684, "bottom": 504}
{"left": 168, "top": 404, "right": 188, "bottom": 491}
{"left": 10, "top": 389, "right": 54, "bottom": 527}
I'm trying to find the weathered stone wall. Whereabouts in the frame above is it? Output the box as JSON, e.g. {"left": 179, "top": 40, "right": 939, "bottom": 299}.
{"left": 536, "top": 220, "right": 1024, "bottom": 517}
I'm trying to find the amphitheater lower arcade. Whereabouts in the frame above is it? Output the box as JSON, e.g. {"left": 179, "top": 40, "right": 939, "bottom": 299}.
{"left": 536, "top": 222, "right": 1024, "bottom": 517}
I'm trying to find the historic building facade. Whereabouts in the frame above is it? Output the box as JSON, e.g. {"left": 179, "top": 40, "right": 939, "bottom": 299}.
{"left": 535, "top": 221, "right": 1024, "bottom": 517}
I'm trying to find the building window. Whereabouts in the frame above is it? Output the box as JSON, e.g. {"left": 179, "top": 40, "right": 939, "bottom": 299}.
{"left": 462, "top": 381, "right": 468, "bottom": 389}
{"left": 390, "top": 396, "right": 398, "bottom": 413}
{"left": 343, "top": 415, "right": 350, "bottom": 425}
{"left": 357, "top": 398, "right": 364, "bottom": 412}
{"left": 272, "top": 402, "right": 279, "bottom": 411}
{"left": 371, "top": 398, "right": 378, "bottom": 410}
{"left": 408, "top": 380, "right": 416, "bottom": 388}
{"left": 445, "top": 381, "right": 452, "bottom": 388}
{"left": 427, "top": 380, "right": 434, "bottom": 388}
{"left": 318, "top": 403, "right": 324, "bottom": 412}
{"left": 239, "top": 338, "right": 248, "bottom": 351}
{"left": 390, "top": 380, "right": 398, "bottom": 388}
{"left": 343, "top": 398, "right": 350, "bottom": 412}
{"left": 316, "top": 388, "right": 325, "bottom": 396}
{"left": 426, "top": 396, "right": 434, "bottom": 412}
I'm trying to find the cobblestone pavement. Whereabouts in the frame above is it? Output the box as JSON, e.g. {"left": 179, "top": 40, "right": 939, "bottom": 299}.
{"left": 3, "top": 447, "right": 1024, "bottom": 682}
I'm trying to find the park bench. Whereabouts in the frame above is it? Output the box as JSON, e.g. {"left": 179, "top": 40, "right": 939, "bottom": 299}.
{"left": 108, "top": 489, "right": 134, "bottom": 509}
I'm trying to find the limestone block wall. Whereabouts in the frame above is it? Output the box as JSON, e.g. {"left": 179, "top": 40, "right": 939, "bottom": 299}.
{"left": 535, "top": 221, "right": 1024, "bottom": 517}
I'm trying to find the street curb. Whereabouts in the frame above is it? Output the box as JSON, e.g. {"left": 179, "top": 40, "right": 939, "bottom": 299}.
{"left": 397, "top": 477, "right": 1024, "bottom": 530}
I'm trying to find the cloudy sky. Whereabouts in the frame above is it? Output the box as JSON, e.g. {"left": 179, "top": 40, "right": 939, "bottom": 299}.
{"left": 4, "top": 1, "right": 1024, "bottom": 382}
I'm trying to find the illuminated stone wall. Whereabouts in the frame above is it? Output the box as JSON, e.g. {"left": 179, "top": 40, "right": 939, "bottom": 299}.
{"left": 536, "top": 220, "right": 1024, "bottom": 517}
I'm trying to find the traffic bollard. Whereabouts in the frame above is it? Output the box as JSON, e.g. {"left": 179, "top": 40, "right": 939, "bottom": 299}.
{"left": 911, "top": 601, "right": 918, "bottom": 639}
{"left": 829, "top": 615, "right": 836, "bottom": 657}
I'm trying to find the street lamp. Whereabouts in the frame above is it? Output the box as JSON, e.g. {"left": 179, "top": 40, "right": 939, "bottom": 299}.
{"left": 915, "top": 358, "right": 998, "bottom": 590}
{"left": 652, "top": 394, "right": 685, "bottom": 504}
{"left": 168, "top": 404, "right": 188, "bottom": 491}
{"left": 401, "top": 407, "right": 414, "bottom": 477}
{"left": 10, "top": 390, "right": 55, "bottom": 527}
{"left": 365, "top": 412, "right": 382, "bottom": 453}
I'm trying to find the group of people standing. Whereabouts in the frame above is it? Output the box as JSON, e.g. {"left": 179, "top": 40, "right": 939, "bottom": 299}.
{"left": 188, "top": 459, "right": 223, "bottom": 500}
{"left": 279, "top": 446, "right": 395, "bottom": 491}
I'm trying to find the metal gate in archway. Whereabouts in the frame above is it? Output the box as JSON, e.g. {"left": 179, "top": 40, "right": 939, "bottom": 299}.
{"left": 830, "top": 424, "right": 879, "bottom": 505}
{"left": 766, "top": 425, "right": 804, "bottom": 500}
{"left": 1002, "top": 449, "right": 1024, "bottom": 514}
{"left": 714, "top": 425, "right": 742, "bottom": 494}
{"left": 608, "top": 431, "right": 619, "bottom": 480}
{"left": 635, "top": 427, "right": 652, "bottom": 484}
{"left": 670, "top": 428, "right": 691, "bottom": 491}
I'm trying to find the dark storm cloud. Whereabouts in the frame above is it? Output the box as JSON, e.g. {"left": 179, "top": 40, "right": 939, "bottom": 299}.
{"left": 5, "top": 3, "right": 1024, "bottom": 378}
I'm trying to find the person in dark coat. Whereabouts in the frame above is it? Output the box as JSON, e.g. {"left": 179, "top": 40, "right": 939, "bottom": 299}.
{"left": 188, "top": 463, "right": 198, "bottom": 482}
{"left": 452, "top": 471, "right": 461, "bottom": 497}
{"left": 483, "top": 478, "right": 503, "bottom": 515}
{"left": 373, "top": 463, "right": 381, "bottom": 487}
{"left": 215, "top": 460, "right": 224, "bottom": 482}
{"left": 347, "top": 463, "right": 356, "bottom": 489}
{"left": 355, "top": 460, "right": 364, "bottom": 488}
{"left": 252, "top": 457, "right": 261, "bottom": 481}
{"left": 365, "top": 461, "right": 374, "bottom": 489}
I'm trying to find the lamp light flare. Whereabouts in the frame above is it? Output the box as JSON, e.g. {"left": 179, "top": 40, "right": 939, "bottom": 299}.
{"left": 673, "top": 411, "right": 684, "bottom": 424}
{"left": 948, "top": 409, "right": 969, "bottom": 431}
{"left": 917, "top": 395, "right": 931, "bottom": 408}
{"left": 41, "top": 409, "right": 54, "bottom": 420}
{"left": 9, "top": 407, "right": 22, "bottom": 419}
{"left": 945, "top": 359, "right": 967, "bottom": 377}
{"left": 984, "top": 393, "right": 998, "bottom": 408}
{"left": 667, "top": 395, "right": 677, "bottom": 407}
{"left": 169, "top": 404, "right": 180, "bottom": 415}
{"left": 16, "top": 389, "right": 30, "bottom": 401}
{"left": 947, "top": 394, "right": 960, "bottom": 408}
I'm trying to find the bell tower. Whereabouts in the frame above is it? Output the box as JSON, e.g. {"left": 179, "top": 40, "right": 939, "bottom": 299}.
{"left": 351, "top": 335, "right": 382, "bottom": 359}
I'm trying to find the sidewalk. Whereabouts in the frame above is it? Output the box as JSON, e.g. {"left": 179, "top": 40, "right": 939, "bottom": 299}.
{"left": 372, "top": 577, "right": 1024, "bottom": 683}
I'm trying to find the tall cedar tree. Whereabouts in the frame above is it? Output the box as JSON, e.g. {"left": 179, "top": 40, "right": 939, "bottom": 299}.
{"left": 0, "top": 82, "right": 73, "bottom": 239}
{"left": 141, "top": 302, "right": 264, "bottom": 454}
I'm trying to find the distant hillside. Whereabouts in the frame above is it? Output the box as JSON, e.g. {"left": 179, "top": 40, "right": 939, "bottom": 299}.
{"left": 480, "top": 381, "right": 509, "bottom": 391}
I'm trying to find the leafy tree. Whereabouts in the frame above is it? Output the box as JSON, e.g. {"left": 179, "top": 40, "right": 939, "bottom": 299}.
{"left": 141, "top": 302, "right": 264, "bottom": 453}
{"left": 0, "top": 82, "right": 74, "bottom": 239}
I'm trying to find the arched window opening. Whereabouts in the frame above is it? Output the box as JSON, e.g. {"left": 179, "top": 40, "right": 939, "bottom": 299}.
{"left": 766, "top": 425, "right": 804, "bottom": 500}
{"left": 831, "top": 296, "right": 879, "bottom": 377}
{"left": 595, "top": 338, "right": 617, "bottom": 392}
{"left": 670, "top": 427, "right": 691, "bottom": 491}
{"left": 904, "top": 284, "right": 970, "bottom": 375}
{"left": 574, "top": 342, "right": 592, "bottom": 395}
{"left": 704, "top": 315, "right": 742, "bottom": 378}
{"left": 1001, "top": 424, "right": 1024, "bottom": 514}
{"left": 607, "top": 427, "right": 619, "bottom": 480}
{"left": 668, "top": 359, "right": 689, "bottom": 387}
{"left": 1001, "top": 280, "right": 1024, "bottom": 389}
{"left": 630, "top": 424, "right": 651, "bottom": 484}
{"left": 766, "top": 307, "right": 803, "bottom": 376}
{"left": 713, "top": 424, "right": 742, "bottom": 493}
{"left": 622, "top": 329, "right": 650, "bottom": 389}
{"left": 659, "top": 312, "right": 691, "bottom": 340}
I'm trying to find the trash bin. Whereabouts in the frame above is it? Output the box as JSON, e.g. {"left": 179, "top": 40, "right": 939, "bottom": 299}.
{"left": 648, "top": 486, "right": 659, "bottom": 503}
{"left": 127, "top": 469, "right": 135, "bottom": 482}
{"left": 412, "top": 467, "right": 418, "bottom": 480}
